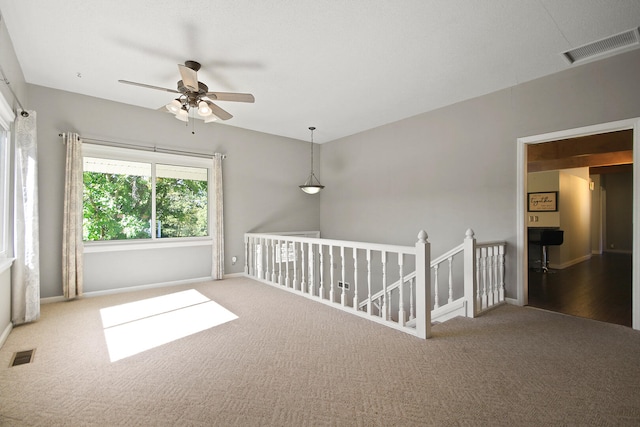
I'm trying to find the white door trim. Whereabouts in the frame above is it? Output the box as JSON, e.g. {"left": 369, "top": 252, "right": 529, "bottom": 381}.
{"left": 516, "top": 118, "right": 640, "bottom": 330}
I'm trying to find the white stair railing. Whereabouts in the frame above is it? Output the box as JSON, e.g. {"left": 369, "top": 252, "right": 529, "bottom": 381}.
{"left": 244, "top": 229, "right": 506, "bottom": 338}
{"left": 245, "top": 230, "right": 432, "bottom": 338}
{"left": 357, "top": 229, "right": 506, "bottom": 322}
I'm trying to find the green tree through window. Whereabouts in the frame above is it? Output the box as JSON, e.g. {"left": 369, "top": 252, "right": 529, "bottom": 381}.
{"left": 82, "top": 156, "right": 209, "bottom": 241}
{"left": 156, "top": 164, "right": 208, "bottom": 238}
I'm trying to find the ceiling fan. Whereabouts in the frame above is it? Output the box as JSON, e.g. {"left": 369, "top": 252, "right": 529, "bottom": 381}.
{"left": 118, "top": 60, "right": 254, "bottom": 123}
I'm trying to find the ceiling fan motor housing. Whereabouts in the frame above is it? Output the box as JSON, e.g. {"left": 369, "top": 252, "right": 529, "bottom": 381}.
{"left": 177, "top": 81, "right": 210, "bottom": 107}
{"left": 184, "top": 60, "right": 201, "bottom": 72}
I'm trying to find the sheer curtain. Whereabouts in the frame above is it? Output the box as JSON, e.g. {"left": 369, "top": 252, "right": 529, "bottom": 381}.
{"left": 211, "top": 153, "right": 224, "bottom": 280}
{"left": 12, "top": 110, "right": 40, "bottom": 324}
{"left": 62, "top": 132, "right": 83, "bottom": 298}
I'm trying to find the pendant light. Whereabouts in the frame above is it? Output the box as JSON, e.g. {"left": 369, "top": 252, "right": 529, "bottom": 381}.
{"left": 299, "top": 126, "right": 324, "bottom": 194}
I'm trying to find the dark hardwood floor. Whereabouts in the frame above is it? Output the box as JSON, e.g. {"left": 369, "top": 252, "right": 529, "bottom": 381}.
{"left": 528, "top": 252, "right": 633, "bottom": 327}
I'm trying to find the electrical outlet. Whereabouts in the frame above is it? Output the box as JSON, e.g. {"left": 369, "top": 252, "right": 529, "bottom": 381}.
{"left": 338, "top": 281, "right": 350, "bottom": 290}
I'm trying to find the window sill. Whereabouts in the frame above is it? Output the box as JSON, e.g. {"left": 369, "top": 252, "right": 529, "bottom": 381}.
{"left": 0, "top": 257, "right": 14, "bottom": 275}
{"left": 84, "top": 238, "right": 213, "bottom": 253}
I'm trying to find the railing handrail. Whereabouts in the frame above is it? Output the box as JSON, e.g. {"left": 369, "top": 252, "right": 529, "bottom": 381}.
{"left": 476, "top": 241, "right": 507, "bottom": 248}
{"left": 245, "top": 232, "right": 416, "bottom": 256}
{"left": 430, "top": 242, "right": 465, "bottom": 266}
{"left": 359, "top": 271, "right": 417, "bottom": 310}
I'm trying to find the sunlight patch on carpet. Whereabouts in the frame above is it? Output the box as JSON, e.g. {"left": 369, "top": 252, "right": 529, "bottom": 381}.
{"left": 100, "top": 289, "right": 238, "bottom": 362}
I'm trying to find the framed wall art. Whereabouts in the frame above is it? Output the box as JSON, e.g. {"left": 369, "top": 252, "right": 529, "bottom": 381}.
{"left": 528, "top": 191, "right": 558, "bottom": 212}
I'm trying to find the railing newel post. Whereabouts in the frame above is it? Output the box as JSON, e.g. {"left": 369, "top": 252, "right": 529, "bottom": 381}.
{"left": 463, "top": 228, "right": 477, "bottom": 318}
{"left": 415, "top": 230, "right": 431, "bottom": 339}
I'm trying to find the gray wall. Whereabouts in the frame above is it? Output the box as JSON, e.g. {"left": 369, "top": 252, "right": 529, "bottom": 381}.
{"left": 29, "top": 85, "right": 320, "bottom": 298}
{"left": 320, "top": 48, "right": 640, "bottom": 299}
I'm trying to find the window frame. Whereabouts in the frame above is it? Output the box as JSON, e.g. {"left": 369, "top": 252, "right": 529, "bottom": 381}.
{"left": 0, "top": 92, "right": 15, "bottom": 265}
{"left": 82, "top": 143, "right": 214, "bottom": 253}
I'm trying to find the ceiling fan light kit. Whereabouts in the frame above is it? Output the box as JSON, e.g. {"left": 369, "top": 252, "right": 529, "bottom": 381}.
{"left": 175, "top": 107, "right": 189, "bottom": 122}
{"left": 119, "top": 60, "right": 255, "bottom": 128}
{"left": 166, "top": 98, "right": 182, "bottom": 114}
{"left": 299, "top": 126, "right": 324, "bottom": 194}
{"left": 197, "top": 100, "right": 212, "bottom": 116}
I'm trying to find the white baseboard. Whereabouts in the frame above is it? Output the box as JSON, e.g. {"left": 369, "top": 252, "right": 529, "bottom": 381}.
{"left": 505, "top": 297, "right": 520, "bottom": 306}
{"left": 0, "top": 321, "right": 12, "bottom": 349}
{"left": 432, "top": 299, "right": 466, "bottom": 323}
{"left": 549, "top": 253, "right": 591, "bottom": 270}
{"left": 41, "top": 276, "right": 213, "bottom": 303}
{"left": 224, "top": 272, "right": 245, "bottom": 278}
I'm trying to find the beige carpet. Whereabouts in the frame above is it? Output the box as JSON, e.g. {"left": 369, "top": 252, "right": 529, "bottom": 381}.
{"left": 1, "top": 276, "right": 640, "bottom": 426}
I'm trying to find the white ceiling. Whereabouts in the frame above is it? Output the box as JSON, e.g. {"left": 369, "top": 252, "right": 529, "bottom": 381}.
{"left": 0, "top": 1, "right": 639, "bottom": 143}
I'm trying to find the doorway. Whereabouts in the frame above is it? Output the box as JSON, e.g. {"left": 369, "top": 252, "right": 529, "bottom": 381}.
{"left": 516, "top": 118, "right": 640, "bottom": 330}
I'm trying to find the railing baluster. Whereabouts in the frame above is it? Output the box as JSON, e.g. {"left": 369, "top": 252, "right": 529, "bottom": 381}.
{"left": 499, "top": 244, "right": 505, "bottom": 302}
{"left": 292, "top": 241, "right": 298, "bottom": 290}
{"left": 353, "top": 248, "right": 358, "bottom": 310}
{"left": 300, "top": 241, "right": 306, "bottom": 293}
{"left": 475, "top": 247, "right": 482, "bottom": 310}
{"left": 481, "top": 247, "right": 488, "bottom": 309}
{"left": 433, "top": 264, "right": 440, "bottom": 309}
{"left": 285, "top": 240, "right": 290, "bottom": 288}
{"left": 308, "top": 243, "right": 314, "bottom": 295}
{"left": 329, "top": 246, "right": 335, "bottom": 303}
{"left": 276, "top": 240, "right": 282, "bottom": 285}
{"left": 271, "top": 239, "right": 277, "bottom": 283}
{"left": 489, "top": 247, "right": 495, "bottom": 306}
{"left": 409, "top": 276, "right": 415, "bottom": 321}
{"left": 255, "top": 238, "right": 262, "bottom": 279}
{"left": 366, "top": 249, "right": 372, "bottom": 315}
{"left": 250, "top": 236, "right": 255, "bottom": 276}
{"left": 448, "top": 256, "right": 454, "bottom": 304}
{"left": 381, "top": 251, "right": 387, "bottom": 320}
{"left": 492, "top": 245, "right": 499, "bottom": 303}
{"left": 265, "top": 238, "right": 270, "bottom": 280}
{"left": 319, "top": 245, "right": 325, "bottom": 299}
{"left": 341, "top": 246, "right": 346, "bottom": 306}
{"left": 398, "top": 253, "right": 405, "bottom": 326}
{"left": 244, "top": 235, "right": 249, "bottom": 275}
{"left": 253, "top": 237, "right": 258, "bottom": 277}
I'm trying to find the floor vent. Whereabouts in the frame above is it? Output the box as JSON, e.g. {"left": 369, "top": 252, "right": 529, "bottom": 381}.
{"left": 10, "top": 349, "right": 35, "bottom": 367}
{"left": 562, "top": 27, "right": 640, "bottom": 64}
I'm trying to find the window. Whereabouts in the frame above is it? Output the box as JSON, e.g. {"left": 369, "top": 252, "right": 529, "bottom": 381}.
{"left": 0, "top": 93, "right": 14, "bottom": 259}
{"left": 0, "top": 127, "right": 9, "bottom": 256}
{"left": 82, "top": 144, "right": 211, "bottom": 243}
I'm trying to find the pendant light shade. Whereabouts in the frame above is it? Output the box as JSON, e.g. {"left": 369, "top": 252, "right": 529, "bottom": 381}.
{"left": 299, "top": 126, "right": 324, "bottom": 194}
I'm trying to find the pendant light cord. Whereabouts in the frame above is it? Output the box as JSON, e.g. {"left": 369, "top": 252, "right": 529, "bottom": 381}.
{"left": 309, "top": 126, "right": 315, "bottom": 174}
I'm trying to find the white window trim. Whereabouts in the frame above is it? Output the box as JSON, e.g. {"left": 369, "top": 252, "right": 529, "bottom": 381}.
{"left": 82, "top": 143, "right": 214, "bottom": 252}
{"left": 0, "top": 91, "right": 15, "bottom": 263}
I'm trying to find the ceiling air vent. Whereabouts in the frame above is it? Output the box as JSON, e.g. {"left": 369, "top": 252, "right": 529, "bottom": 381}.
{"left": 562, "top": 27, "right": 640, "bottom": 64}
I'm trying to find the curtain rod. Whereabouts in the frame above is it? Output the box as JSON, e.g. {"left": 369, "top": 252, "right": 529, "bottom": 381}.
{"left": 0, "top": 13, "right": 29, "bottom": 118}
{"left": 58, "top": 133, "right": 226, "bottom": 159}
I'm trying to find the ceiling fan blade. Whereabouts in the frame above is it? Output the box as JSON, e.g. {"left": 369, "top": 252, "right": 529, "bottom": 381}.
{"left": 178, "top": 64, "right": 199, "bottom": 91}
{"left": 205, "top": 92, "right": 255, "bottom": 103}
{"left": 118, "top": 80, "right": 180, "bottom": 94}
{"left": 208, "top": 102, "right": 233, "bottom": 120}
